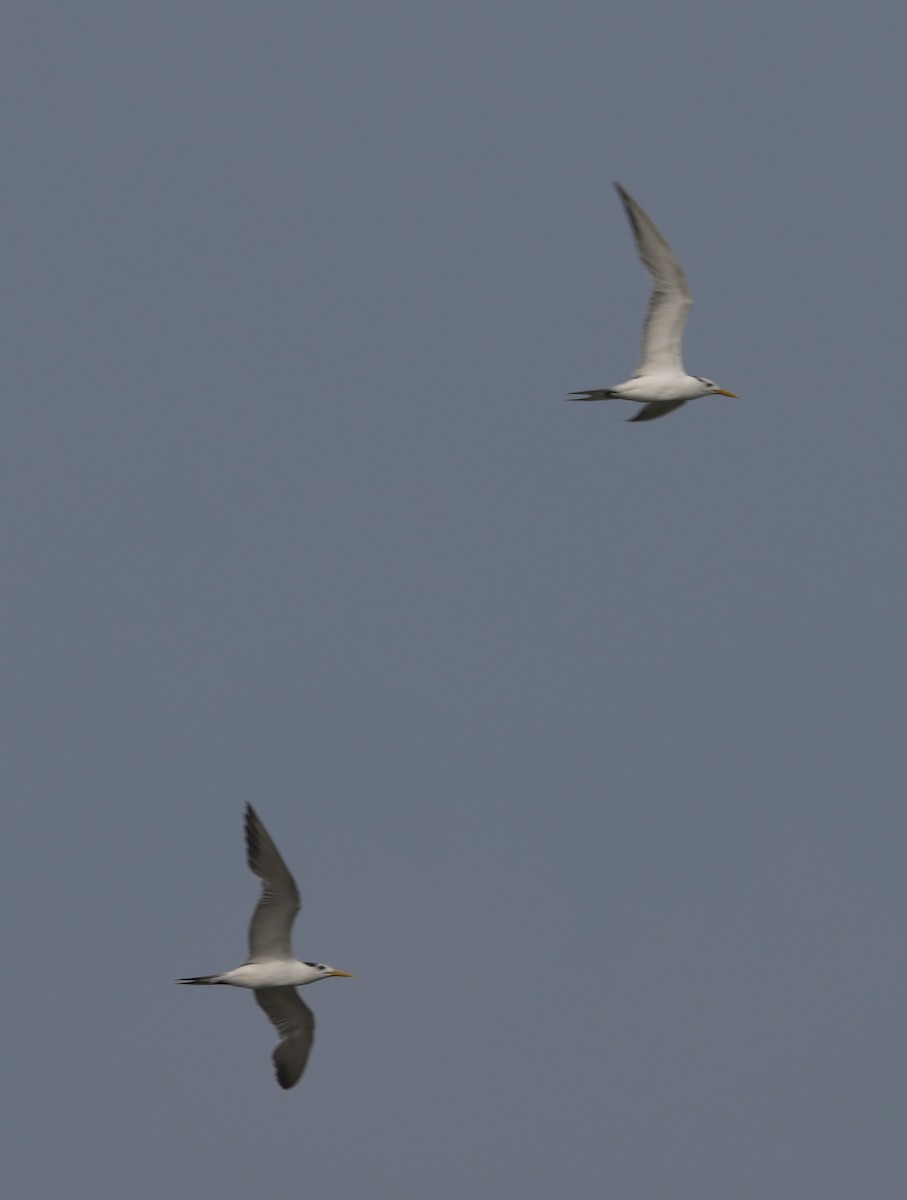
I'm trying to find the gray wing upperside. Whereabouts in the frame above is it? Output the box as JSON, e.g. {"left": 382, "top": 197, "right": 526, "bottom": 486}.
{"left": 614, "top": 183, "right": 693, "bottom": 376}
{"left": 254, "top": 986, "right": 315, "bottom": 1089}
{"left": 245, "top": 804, "right": 301, "bottom": 962}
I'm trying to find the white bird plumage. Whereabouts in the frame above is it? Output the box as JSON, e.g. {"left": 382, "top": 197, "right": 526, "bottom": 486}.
{"left": 568, "top": 183, "right": 738, "bottom": 422}
{"left": 178, "top": 804, "right": 352, "bottom": 1090}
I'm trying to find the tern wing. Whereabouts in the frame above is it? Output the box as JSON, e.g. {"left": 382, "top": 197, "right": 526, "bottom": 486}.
{"left": 614, "top": 183, "right": 692, "bottom": 376}
{"left": 245, "top": 804, "right": 301, "bottom": 962}
{"left": 627, "top": 399, "right": 689, "bottom": 423}
{"left": 254, "top": 987, "right": 315, "bottom": 1089}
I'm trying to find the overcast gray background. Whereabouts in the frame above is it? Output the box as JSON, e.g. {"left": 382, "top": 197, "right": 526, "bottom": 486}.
{"left": 3, "top": 3, "right": 907, "bottom": 1197}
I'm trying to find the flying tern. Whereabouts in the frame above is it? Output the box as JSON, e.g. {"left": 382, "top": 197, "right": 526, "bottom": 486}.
{"left": 179, "top": 804, "right": 353, "bottom": 1089}
{"left": 568, "top": 183, "right": 738, "bottom": 422}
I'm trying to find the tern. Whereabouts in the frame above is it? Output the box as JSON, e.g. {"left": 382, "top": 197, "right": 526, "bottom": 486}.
{"left": 179, "top": 804, "right": 353, "bottom": 1089}
{"left": 568, "top": 183, "right": 738, "bottom": 422}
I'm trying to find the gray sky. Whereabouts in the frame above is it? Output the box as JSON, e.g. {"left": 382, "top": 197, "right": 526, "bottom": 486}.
{"left": 3, "top": 3, "right": 907, "bottom": 1196}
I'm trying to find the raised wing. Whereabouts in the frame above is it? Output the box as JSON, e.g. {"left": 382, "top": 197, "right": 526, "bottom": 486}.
{"left": 254, "top": 986, "right": 315, "bottom": 1089}
{"left": 614, "top": 183, "right": 692, "bottom": 376}
{"left": 245, "top": 804, "right": 301, "bottom": 962}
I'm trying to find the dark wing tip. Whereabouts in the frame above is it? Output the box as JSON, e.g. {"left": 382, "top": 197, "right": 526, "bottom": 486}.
{"left": 612, "top": 183, "right": 645, "bottom": 244}
{"left": 275, "top": 1061, "right": 298, "bottom": 1089}
{"left": 273, "top": 1043, "right": 308, "bottom": 1089}
{"left": 613, "top": 182, "right": 635, "bottom": 210}
{"left": 244, "top": 805, "right": 270, "bottom": 879}
{"left": 244, "top": 803, "right": 258, "bottom": 847}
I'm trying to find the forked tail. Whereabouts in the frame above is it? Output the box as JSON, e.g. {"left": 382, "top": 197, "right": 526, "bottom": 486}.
{"left": 176, "top": 974, "right": 224, "bottom": 985}
{"left": 566, "top": 390, "right": 618, "bottom": 401}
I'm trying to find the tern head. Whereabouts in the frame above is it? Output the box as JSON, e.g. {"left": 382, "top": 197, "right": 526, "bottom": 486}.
{"left": 304, "top": 961, "right": 355, "bottom": 982}
{"left": 696, "top": 377, "right": 739, "bottom": 399}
